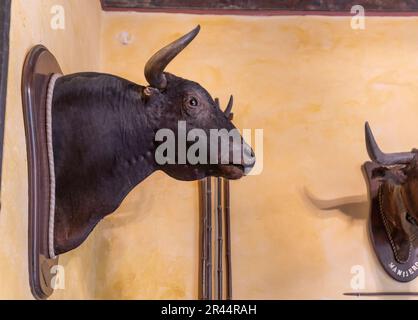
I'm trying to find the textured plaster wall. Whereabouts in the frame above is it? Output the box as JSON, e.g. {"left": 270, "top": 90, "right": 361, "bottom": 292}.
{"left": 3, "top": 1, "right": 418, "bottom": 299}
{"left": 0, "top": 0, "right": 102, "bottom": 299}
{"left": 100, "top": 13, "right": 418, "bottom": 299}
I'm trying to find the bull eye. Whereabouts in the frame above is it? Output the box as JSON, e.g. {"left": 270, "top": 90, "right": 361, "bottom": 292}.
{"left": 406, "top": 213, "right": 418, "bottom": 226}
{"left": 188, "top": 97, "right": 198, "bottom": 107}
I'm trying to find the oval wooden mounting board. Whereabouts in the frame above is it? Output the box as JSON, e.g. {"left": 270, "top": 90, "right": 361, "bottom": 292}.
{"left": 21, "top": 45, "right": 61, "bottom": 299}
{"left": 363, "top": 161, "right": 418, "bottom": 283}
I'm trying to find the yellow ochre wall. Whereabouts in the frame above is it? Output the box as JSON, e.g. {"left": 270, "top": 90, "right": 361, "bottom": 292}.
{"left": 0, "top": 0, "right": 102, "bottom": 299}
{"left": 3, "top": 0, "right": 418, "bottom": 299}
{"left": 100, "top": 13, "right": 418, "bottom": 299}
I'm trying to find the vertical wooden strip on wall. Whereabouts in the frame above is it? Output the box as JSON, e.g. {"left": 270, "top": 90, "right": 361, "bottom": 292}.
{"left": 205, "top": 177, "right": 212, "bottom": 299}
{"left": 216, "top": 177, "right": 223, "bottom": 300}
{"left": 198, "top": 179, "right": 207, "bottom": 299}
{"left": 0, "top": 0, "right": 11, "bottom": 209}
{"left": 223, "top": 178, "right": 232, "bottom": 300}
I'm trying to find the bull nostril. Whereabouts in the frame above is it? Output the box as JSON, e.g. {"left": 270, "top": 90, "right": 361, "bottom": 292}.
{"left": 243, "top": 146, "right": 255, "bottom": 158}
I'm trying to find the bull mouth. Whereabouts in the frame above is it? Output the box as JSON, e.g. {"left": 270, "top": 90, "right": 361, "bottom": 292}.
{"left": 219, "top": 164, "right": 246, "bottom": 179}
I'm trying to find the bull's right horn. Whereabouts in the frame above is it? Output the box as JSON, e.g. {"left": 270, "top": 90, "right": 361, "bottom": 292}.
{"left": 224, "top": 95, "right": 233, "bottom": 118}
{"left": 144, "top": 25, "right": 200, "bottom": 89}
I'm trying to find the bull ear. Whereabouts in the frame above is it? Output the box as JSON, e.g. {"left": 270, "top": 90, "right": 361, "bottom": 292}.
{"left": 365, "top": 122, "right": 414, "bottom": 165}
{"left": 214, "top": 98, "right": 220, "bottom": 109}
{"left": 144, "top": 25, "right": 200, "bottom": 89}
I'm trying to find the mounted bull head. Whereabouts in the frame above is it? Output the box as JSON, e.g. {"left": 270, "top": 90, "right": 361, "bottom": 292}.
{"left": 52, "top": 26, "right": 255, "bottom": 255}
{"left": 364, "top": 122, "right": 418, "bottom": 282}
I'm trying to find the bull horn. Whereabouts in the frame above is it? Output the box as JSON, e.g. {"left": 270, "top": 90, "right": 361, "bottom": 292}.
{"left": 144, "top": 25, "right": 201, "bottom": 89}
{"left": 224, "top": 95, "right": 233, "bottom": 117}
{"left": 365, "top": 122, "right": 414, "bottom": 165}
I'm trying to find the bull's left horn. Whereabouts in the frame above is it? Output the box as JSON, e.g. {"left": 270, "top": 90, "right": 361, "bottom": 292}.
{"left": 365, "top": 122, "right": 414, "bottom": 165}
{"left": 144, "top": 25, "right": 200, "bottom": 89}
{"left": 224, "top": 95, "right": 233, "bottom": 118}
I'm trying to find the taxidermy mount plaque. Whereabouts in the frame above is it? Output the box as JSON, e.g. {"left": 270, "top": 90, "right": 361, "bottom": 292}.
{"left": 363, "top": 122, "right": 418, "bottom": 282}
{"left": 22, "top": 45, "right": 61, "bottom": 299}
{"left": 21, "top": 26, "right": 255, "bottom": 299}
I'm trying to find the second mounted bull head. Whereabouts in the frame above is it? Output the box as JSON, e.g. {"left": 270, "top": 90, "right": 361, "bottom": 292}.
{"left": 22, "top": 25, "right": 255, "bottom": 298}
{"left": 363, "top": 122, "right": 418, "bottom": 282}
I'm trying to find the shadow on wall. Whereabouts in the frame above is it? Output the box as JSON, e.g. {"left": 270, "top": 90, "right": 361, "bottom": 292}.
{"left": 303, "top": 186, "right": 368, "bottom": 221}
{"left": 302, "top": 181, "right": 415, "bottom": 298}
{"left": 93, "top": 187, "right": 153, "bottom": 299}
